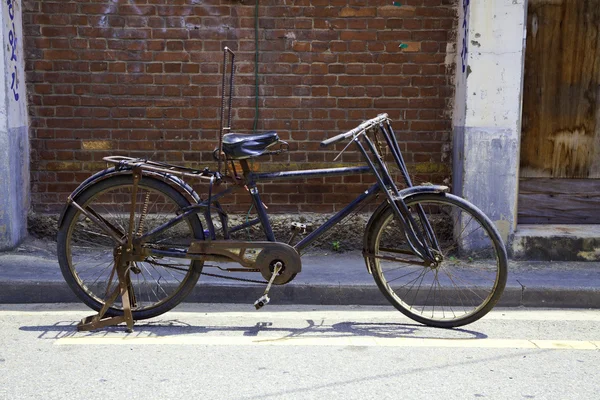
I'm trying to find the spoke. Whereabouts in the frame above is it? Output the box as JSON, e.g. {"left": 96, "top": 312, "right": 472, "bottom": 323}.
{"left": 442, "top": 261, "right": 497, "bottom": 281}
{"left": 420, "top": 273, "right": 436, "bottom": 316}
{"left": 148, "top": 261, "right": 178, "bottom": 294}
{"left": 378, "top": 263, "right": 413, "bottom": 275}
{"left": 441, "top": 223, "right": 486, "bottom": 256}
{"left": 75, "top": 259, "right": 114, "bottom": 278}
{"left": 152, "top": 257, "right": 185, "bottom": 284}
{"left": 431, "top": 270, "right": 439, "bottom": 318}
{"left": 70, "top": 236, "right": 114, "bottom": 248}
{"left": 454, "top": 213, "right": 476, "bottom": 244}
{"left": 408, "top": 268, "right": 429, "bottom": 310}
{"left": 92, "top": 203, "right": 127, "bottom": 239}
{"left": 87, "top": 262, "right": 116, "bottom": 289}
{"left": 441, "top": 267, "right": 477, "bottom": 314}
{"left": 145, "top": 257, "right": 193, "bottom": 273}
{"left": 433, "top": 270, "right": 453, "bottom": 319}
{"left": 139, "top": 261, "right": 170, "bottom": 300}
{"left": 384, "top": 267, "right": 422, "bottom": 284}
{"left": 137, "top": 262, "right": 160, "bottom": 304}
{"left": 140, "top": 265, "right": 160, "bottom": 305}
{"left": 80, "top": 229, "right": 114, "bottom": 240}
{"left": 391, "top": 266, "right": 428, "bottom": 290}
{"left": 442, "top": 270, "right": 488, "bottom": 303}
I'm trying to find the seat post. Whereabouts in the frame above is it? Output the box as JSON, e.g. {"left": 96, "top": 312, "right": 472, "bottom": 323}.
{"left": 239, "top": 160, "right": 276, "bottom": 241}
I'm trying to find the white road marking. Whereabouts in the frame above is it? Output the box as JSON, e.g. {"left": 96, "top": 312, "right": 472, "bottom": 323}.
{"left": 54, "top": 336, "right": 600, "bottom": 350}
{"left": 4, "top": 305, "right": 600, "bottom": 350}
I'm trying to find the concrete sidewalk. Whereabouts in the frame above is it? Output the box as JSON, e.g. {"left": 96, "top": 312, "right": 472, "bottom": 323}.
{"left": 1, "top": 237, "right": 599, "bottom": 308}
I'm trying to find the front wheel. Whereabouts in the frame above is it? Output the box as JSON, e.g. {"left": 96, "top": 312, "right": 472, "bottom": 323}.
{"left": 365, "top": 193, "right": 507, "bottom": 328}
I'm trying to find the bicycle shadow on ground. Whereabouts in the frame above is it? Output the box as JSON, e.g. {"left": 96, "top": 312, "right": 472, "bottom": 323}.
{"left": 19, "top": 318, "right": 488, "bottom": 341}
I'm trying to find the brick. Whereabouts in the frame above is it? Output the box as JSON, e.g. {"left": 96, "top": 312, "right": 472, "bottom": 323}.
{"left": 378, "top": 5, "right": 416, "bottom": 17}
{"left": 44, "top": 50, "right": 78, "bottom": 60}
{"left": 119, "top": 5, "right": 156, "bottom": 15}
{"left": 338, "top": 98, "right": 373, "bottom": 108}
{"left": 412, "top": 30, "right": 448, "bottom": 41}
{"left": 339, "top": 7, "right": 377, "bottom": 17}
{"left": 82, "top": 141, "right": 112, "bottom": 150}
{"left": 340, "top": 31, "right": 377, "bottom": 41}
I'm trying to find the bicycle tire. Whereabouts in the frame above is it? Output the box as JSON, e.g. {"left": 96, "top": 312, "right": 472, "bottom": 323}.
{"left": 57, "top": 174, "right": 204, "bottom": 320}
{"left": 365, "top": 192, "right": 507, "bottom": 328}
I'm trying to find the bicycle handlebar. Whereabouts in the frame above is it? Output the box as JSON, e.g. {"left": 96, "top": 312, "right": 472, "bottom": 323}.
{"left": 320, "top": 113, "right": 389, "bottom": 148}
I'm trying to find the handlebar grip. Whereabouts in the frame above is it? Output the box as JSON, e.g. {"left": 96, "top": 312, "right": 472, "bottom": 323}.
{"left": 320, "top": 132, "right": 349, "bottom": 148}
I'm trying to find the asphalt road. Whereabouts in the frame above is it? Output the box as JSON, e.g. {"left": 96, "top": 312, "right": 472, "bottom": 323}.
{"left": 1, "top": 304, "right": 599, "bottom": 400}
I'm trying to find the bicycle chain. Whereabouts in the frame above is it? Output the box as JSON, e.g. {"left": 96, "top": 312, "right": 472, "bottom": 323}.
{"left": 200, "top": 269, "right": 266, "bottom": 285}
{"left": 144, "top": 255, "right": 267, "bottom": 285}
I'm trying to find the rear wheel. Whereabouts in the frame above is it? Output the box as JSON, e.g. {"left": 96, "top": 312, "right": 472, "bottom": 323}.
{"left": 366, "top": 193, "right": 507, "bottom": 328}
{"left": 57, "top": 174, "right": 204, "bottom": 320}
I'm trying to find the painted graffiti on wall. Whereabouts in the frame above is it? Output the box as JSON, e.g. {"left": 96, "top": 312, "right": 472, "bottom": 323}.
{"left": 6, "top": 0, "right": 19, "bottom": 101}
{"left": 460, "top": 0, "right": 470, "bottom": 74}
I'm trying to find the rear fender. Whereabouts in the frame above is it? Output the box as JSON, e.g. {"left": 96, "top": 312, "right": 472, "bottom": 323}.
{"left": 57, "top": 167, "right": 202, "bottom": 229}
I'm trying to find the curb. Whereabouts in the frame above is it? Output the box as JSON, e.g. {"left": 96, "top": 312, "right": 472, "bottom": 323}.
{"left": 2, "top": 280, "right": 599, "bottom": 309}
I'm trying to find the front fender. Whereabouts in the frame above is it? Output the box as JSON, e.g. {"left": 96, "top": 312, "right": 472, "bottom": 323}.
{"left": 57, "top": 167, "right": 202, "bottom": 229}
{"left": 362, "top": 185, "right": 449, "bottom": 273}
{"left": 397, "top": 184, "right": 449, "bottom": 199}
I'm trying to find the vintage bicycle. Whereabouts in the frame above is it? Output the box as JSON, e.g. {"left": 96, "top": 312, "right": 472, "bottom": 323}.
{"left": 57, "top": 48, "right": 507, "bottom": 332}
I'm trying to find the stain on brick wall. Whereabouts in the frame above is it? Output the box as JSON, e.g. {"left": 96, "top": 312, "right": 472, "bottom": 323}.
{"left": 24, "top": 0, "right": 456, "bottom": 213}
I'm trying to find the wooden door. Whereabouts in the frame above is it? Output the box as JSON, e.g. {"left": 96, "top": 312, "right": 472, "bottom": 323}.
{"left": 519, "top": 0, "right": 600, "bottom": 224}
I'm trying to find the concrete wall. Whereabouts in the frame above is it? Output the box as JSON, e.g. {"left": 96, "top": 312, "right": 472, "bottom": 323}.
{"left": 452, "top": 0, "right": 527, "bottom": 243}
{"left": 0, "top": 0, "right": 29, "bottom": 250}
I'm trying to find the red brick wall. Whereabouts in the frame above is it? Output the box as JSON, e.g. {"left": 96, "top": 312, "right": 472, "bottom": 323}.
{"left": 25, "top": 0, "right": 456, "bottom": 214}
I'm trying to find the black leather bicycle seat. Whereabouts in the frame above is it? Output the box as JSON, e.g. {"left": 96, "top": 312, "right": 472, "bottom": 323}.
{"left": 222, "top": 131, "right": 279, "bottom": 159}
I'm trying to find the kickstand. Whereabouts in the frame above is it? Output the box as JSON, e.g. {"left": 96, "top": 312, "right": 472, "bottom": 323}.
{"left": 77, "top": 253, "right": 135, "bottom": 333}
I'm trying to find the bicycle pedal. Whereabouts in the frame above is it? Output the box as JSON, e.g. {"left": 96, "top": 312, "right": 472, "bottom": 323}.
{"left": 291, "top": 222, "right": 313, "bottom": 234}
{"left": 254, "top": 294, "right": 270, "bottom": 310}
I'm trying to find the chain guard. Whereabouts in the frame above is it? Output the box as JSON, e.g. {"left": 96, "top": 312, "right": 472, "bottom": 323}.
{"left": 187, "top": 240, "right": 302, "bottom": 285}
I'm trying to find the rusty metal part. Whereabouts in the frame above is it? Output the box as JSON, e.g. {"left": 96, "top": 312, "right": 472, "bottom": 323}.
{"left": 126, "top": 168, "right": 142, "bottom": 252}
{"left": 67, "top": 197, "right": 125, "bottom": 245}
{"left": 254, "top": 262, "right": 282, "bottom": 309}
{"left": 77, "top": 247, "right": 136, "bottom": 332}
{"left": 137, "top": 192, "right": 151, "bottom": 236}
{"left": 103, "top": 155, "right": 228, "bottom": 183}
{"left": 187, "top": 240, "right": 301, "bottom": 284}
{"left": 255, "top": 247, "right": 300, "bottom": 285}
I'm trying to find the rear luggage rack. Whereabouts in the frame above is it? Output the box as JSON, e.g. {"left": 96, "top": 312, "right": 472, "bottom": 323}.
{"left": 103, "top": 156, "right": 219, "bottom": 181}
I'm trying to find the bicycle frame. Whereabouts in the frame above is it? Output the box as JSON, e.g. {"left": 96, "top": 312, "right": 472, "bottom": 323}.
{"left": 116, "top": 117, "right": 442, "bottom": 265}
{"left": 130, "top": 164, "right": 380, "bottom": 251}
